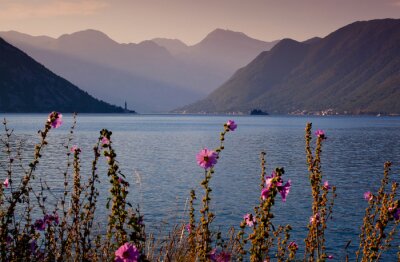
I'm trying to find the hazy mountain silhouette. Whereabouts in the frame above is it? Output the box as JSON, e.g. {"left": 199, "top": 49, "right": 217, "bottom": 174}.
{"left": 0, "top": 29, "right": 278, "bottom": 112}
{"left": 153, "top": 29, "right": 279, "bottom": 89}
{"left": 0, "top": 37, "right": 124, "bottom": 113}
{"left": 151, "top": 38, "right": 189, "bottom": 55}
{"left": 178, "top": 29, "right": 279, "bottom": 72}
{"left": 180, "top": 19, "right": 400, "bottom": 115}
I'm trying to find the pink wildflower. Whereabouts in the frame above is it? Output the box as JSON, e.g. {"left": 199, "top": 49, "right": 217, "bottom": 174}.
{"left": 102, "top": 137, "right": 110, "bottom": 145}
{"left": 261, "top": 187, "right": 270, "bottom": 200}
{"left": 185, "top": 223, "right": 192, "bottom": 233}
{"left": 395, "top": 209, "right": 400, "bottom": 221}
{"left": 3, "top": 178, "right": 9, "bottom": 188}
{"left": 279, "top": 180, "right": 291, "bottom": 202}
{"left": 196, "top": 148, "right": 218, "bottom": 169}
{"left": 30, "top": 240, "right": 37, "bottom": 254}
{"left": 226, "top": 120, "right": 237, "bottom": 131}
{"left": 323, "top": 181, "right": 331, "bottom": 190}
{"left": 310, "top": 213, "right": 320, "bottom": 224}
{"left": 34, "top": 219, "right": 46, "bottom": 231}
{"left": 265, "top": 171, "right": 276, "bottom": 188}
{"left": 327, "top": 255, "right": 334, "bottom": 259}
{"left": 44, "top": 213, "right": 59, "bottom": 225}
{"left": 244, "top": 213, "right": 256, "bottom": 227}
{"left": 48, "top": 112, "right": 63, "bottom": 129}
{"left": 263, "top": 171, "right": 291, "bottom": 202}
{"left": 288, "top": 241, "right": 298, "bottom": 250}
{"left": 70, "top": 145, "right": 79, "bottom": 153}
{"left": 315, "top": 129, "right": 326, "bottom": 139}
{"left": 115, "top": 242, "right": 140, "bottom": 262}
{"left": 364, "top": 191, "right": 373, "bottom": 201}
{"left": 390, "top": 207, "right": 400, "bottom": 220}
{"left": 209, "top": 249, "right": 231, "bottom": 262}
{"left": 216, "top": 251, "right": 231, "bottom": 262}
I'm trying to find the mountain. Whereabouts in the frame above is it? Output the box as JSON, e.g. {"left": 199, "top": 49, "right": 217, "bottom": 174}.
{"left": 151, "top": 38, "right": 189, "bottom": 55}
{"left": 180, "top": 19, "right": 400, "bottom": 115}
{"left": 182, "top": 29, "right": 279, "bottom": 70}
{"left": 0, "top": 30, "right": 202, "bottom": 112}
{"left": 0, "top": 37, "right": 124, "bottom": 113}
{"left": 0, "top": 29, "right": 279, "bottom": 112}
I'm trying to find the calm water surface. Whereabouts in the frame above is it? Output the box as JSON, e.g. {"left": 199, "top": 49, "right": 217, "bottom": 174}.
{"left": 1, "top": 114, "right": 400, "bottom": 260}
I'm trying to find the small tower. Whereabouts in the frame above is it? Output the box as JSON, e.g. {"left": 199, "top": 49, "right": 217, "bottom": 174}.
{"left": 124, "top": 101, "right": 127, "bottom": 112}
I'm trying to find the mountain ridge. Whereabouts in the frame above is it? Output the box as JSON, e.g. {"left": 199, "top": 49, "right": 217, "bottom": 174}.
{"left": 179, "top": 19, "right": 400, "bottom": 115}
{"left": 0, "top": 28, "right": 279, "bottom": 112}
{"left": 0, "top": 37, "right": 125, "bottom": 113}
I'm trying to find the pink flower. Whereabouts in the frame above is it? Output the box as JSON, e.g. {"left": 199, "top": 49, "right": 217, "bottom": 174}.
{"left": 44, "top": 213, "right": 59, "bottom": 225}
{"left": 196, "top": 148, "right": 218, "bottom": 169}
{"left": 288, "top": 241, "right": 298, "bottom": 250}
{"left": 364, "top": 191, "right": 373, "bottom": 201}
{"left": 265, "top": 171, "right": 278, "bottom": 188}
{"left": 34, "top": 219, "right": 46, "bottom": 231}
{"left": 265, "top": 172, "right": 275, "bottom": 189}
{"left": 209, "top": 249, "right": 231, "bottom": 262}
{"left": 226, "top": 120, "right": 237, "bottom": 131}
{"left": 102, "top": 137, "right": 110, "bottom": 145}
{"left": 3, "top": 178, "right": 9, "bottom": 188}
{"left": 310, "top": 213, "right": 320, "bottom": 224}
{"left": 70, "top": 145, "right": 79, "bottom": 153}
{"left": 261, "top": 187, "right": 270, "bottom": 200}
{"left": 48, "top": 112, "right": 63, "bottom": 129}
{"left": 395, "top": 209, "right": 400, "bottom": 221}
{"left": 115, "top": 242, "right": 140, "bottom": 262}
{"left": 185, "top": 223, "right": 192, "bottom": 233}
{"left": 263, "top": 171, "right": 291, "bottom": 202}
{"left": 215, "top": 251, "right": 231, "bottom": 262}
{"left": 244, "top": 213, "right": 256, "bottom": 227}
{"left": 389, "top": 207, "right": 400, "bottom": 220}
{"left": 327, "top": 255, "right": 334, "bottom": 259}
{"left": 315, "top": 129, "right": 326, "bottom": 139}
{"left": 323, "top": 181, "right": 331, "bottom": 190}
{"left": 279, "top": 180, "right": 291, "bottom": 202}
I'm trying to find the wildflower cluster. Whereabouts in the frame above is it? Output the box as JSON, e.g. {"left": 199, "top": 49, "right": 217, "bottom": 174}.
{"left": 191, "top": 120, "right": 237, "bottom": 260}
{"left": 0, "top": 114, "right": 399, "bottom": 262}
{"left": 0, "top": 112, "right": 145, "bottom": 261}
{"left": 304, "top": 123, "right": 336, "bottom": 261}
{"left": 356, "top": 161, "right": 400, "bottom": 261}
{"left": 237, "top": 152, "right": 294, "bottom": 262}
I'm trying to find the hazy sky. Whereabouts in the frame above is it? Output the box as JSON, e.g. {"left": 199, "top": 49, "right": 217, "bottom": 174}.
{"left": 0, "top": 0, "right": 399, "bottom": 45}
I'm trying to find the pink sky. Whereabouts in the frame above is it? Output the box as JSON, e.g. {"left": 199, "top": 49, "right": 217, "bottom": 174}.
{"left": 0, "top": 0, "right": 399, "bottom": 44}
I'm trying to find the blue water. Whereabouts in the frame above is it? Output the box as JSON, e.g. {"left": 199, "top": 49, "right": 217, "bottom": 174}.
{"left": 1, "top": 114, "right": 400, "bottom": 260}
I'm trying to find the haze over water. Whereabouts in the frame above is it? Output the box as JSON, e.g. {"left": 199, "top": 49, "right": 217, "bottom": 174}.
{"left": 1, "top": 114, "right": 400, "bottom": 259}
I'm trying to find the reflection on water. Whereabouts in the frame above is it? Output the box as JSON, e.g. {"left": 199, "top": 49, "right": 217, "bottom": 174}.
{"left": 1, "top": 114, "right": 400, "bottom": 259}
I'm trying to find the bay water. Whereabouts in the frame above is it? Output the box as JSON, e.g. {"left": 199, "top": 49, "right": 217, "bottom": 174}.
{"left": 1, "top": 114, "right": 400, "bottom": 259}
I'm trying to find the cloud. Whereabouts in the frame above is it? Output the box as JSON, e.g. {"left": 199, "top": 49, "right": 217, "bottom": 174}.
{"left": 0, "top": 0, "right": 108, "bottom": 20}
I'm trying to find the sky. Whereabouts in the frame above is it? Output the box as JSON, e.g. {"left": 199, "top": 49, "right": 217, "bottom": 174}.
{"left": 0, "top": 0, "right": 399, "bottom": 45}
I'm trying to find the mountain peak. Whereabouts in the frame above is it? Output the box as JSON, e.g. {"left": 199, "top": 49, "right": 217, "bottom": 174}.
{"left": 208, "top": 28, "right": 246, "bottom": 36}
{"left": 58, "top": 29, "right": 117, "bottom": 45}
{"left": 201, "top": 28, "right": 249, "bottom": 43}
{"left": 193, "top": 28, "right": 272, "bottom": 53}
{"left": 271, "top": 38, "right": 302, "bottom": 50}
